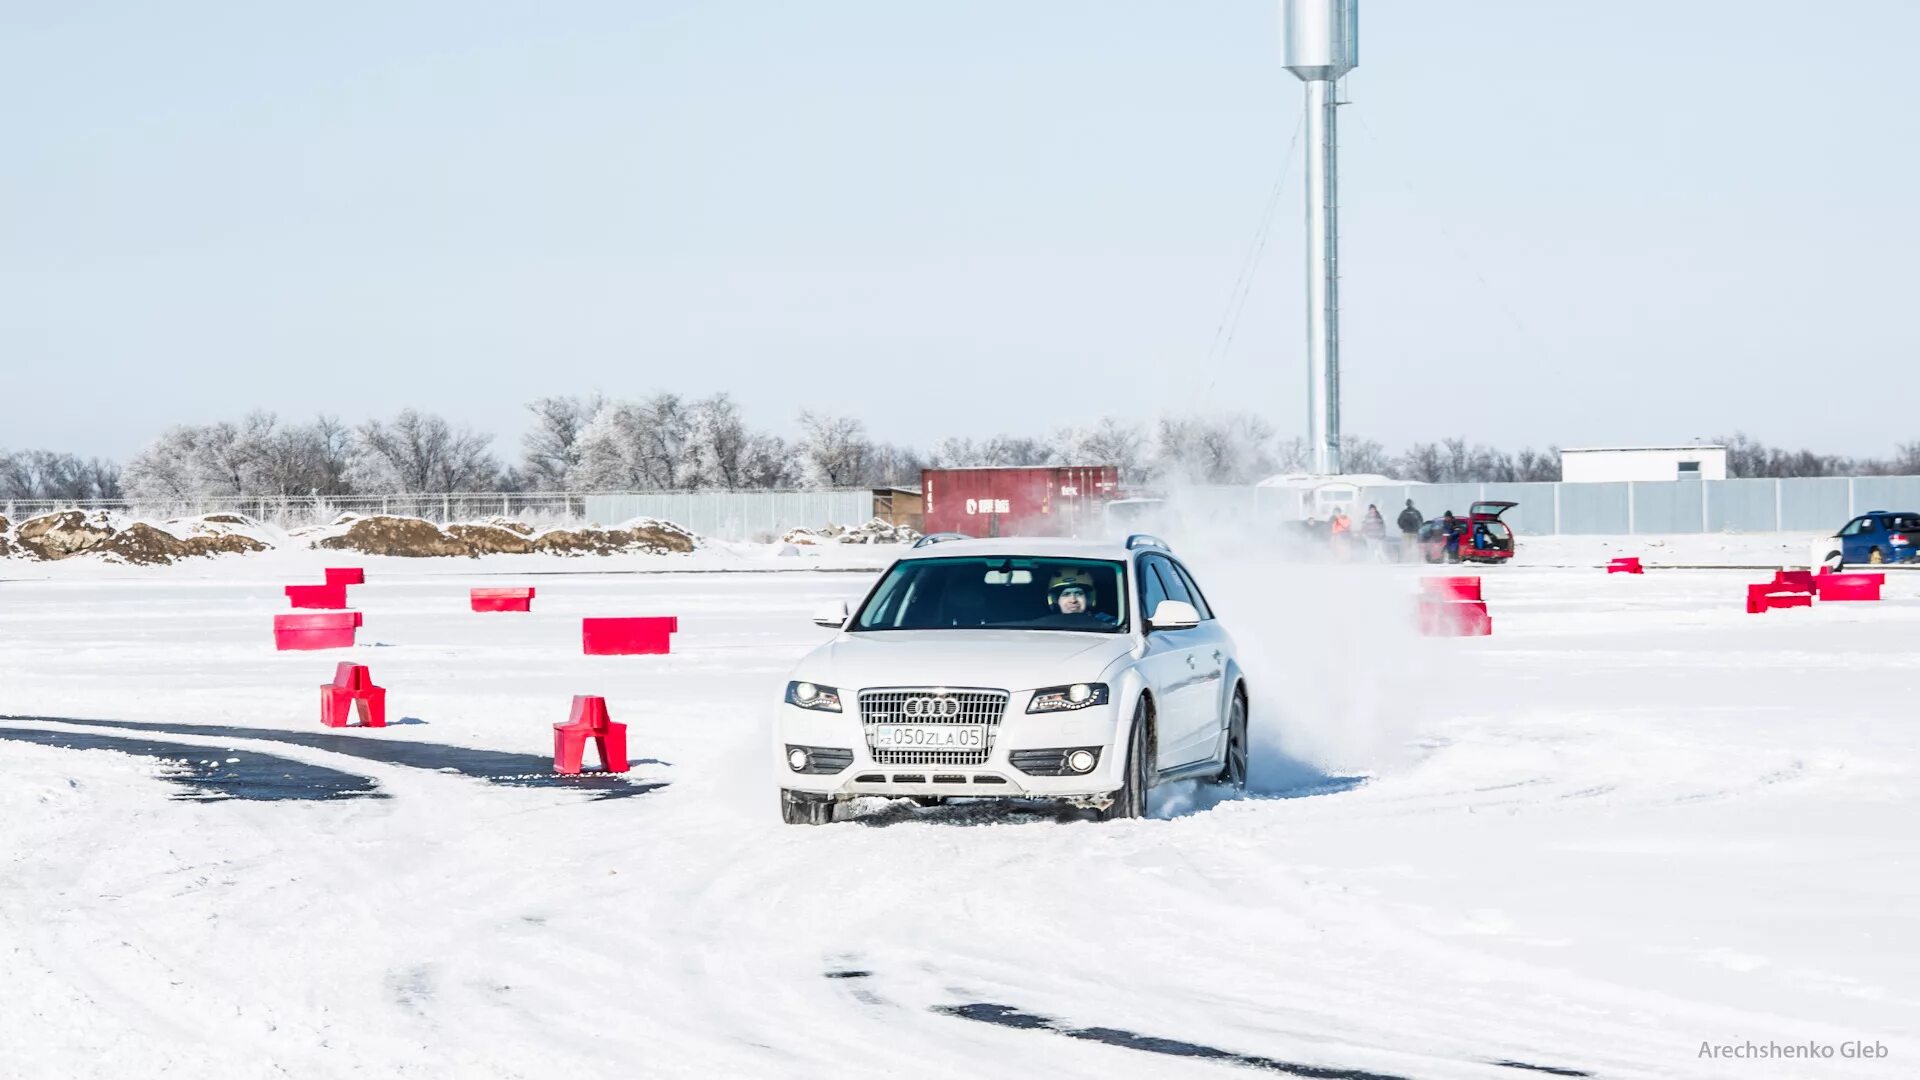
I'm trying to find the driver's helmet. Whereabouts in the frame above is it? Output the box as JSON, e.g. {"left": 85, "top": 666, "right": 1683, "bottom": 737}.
{"left": 1046, "top": 568, "right": 1096, "bottom": 610}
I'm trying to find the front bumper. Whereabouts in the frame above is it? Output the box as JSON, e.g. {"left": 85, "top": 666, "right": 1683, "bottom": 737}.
{"left": 776, "top": 699, "right": 1126, "bottom": 800}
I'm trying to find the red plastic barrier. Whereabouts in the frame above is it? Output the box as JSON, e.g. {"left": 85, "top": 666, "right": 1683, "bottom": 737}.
{"left": 1747, "top": 585, "right": 1813, "bottom": 614}
{"left": 286, "top": 583, "right": 348, "bottom": 609}
{"left": 1607, "top": 557, "right": 1644, "bottom": 574}
{"left": 471, "top": 587, "right": 536, "bottom": 613}
{"left": 1815, "top": 573, "right": 1884, "bottom": 602}
{"left": 1420, "top": 577, "right": 1483, "bottom": 601}
{"left": 320, "top": 662, "right": 386, "bottom": 728}
{"left": 274, "top": 612, "right": 360, "bottom": 650}
{"left": 1771, "top": 569, "right": 1815, "bottom": 594}
{"left": 582, "top": 616, "right": 678, "bottom": 655}
{"left": 553, "top": 695, "right": 629, "bottom": 774}
{"left": 1417, "top": 597, "right": 1491, "bottom": 637}
{"left": 325, "top": 567, "right": 365, "bottom": 586}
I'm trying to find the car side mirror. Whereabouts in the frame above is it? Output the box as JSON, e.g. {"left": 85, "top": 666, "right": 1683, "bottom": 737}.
{"left": 811, "top": 600, "right": 849, "bottom": 629}
{"left": 1147, "top": 599, "right": 1201, "bottom": 631}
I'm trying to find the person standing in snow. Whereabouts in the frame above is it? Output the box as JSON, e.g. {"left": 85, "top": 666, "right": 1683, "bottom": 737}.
{"left": 1441, "top": 510, "right": 1461, "bottom": 562}
{"left": 1328, "top": 508, "right": 1353, "bottom": 560}
{"left": 1396, "top": 499, "right": 1423, "bottom": 561}
{"left": 1360, "top": 504, "right": 1387, "bottom": 561}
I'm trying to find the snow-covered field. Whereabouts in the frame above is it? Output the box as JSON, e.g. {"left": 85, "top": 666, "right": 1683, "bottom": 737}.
{"left": 0, "top": 541, "right": 1912, "bottom": 1079}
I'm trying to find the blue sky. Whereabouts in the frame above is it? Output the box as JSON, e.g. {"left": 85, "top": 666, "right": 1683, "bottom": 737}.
{"left": 3, "top": 1, "right": 1917, "bottom": 461}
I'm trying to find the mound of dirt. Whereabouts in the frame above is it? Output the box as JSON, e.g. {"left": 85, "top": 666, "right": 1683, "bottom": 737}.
{"left": 15, "top": 511, "right": 118, "bottom": 559}
{"left": 184, "top": 533, "right": 270, "bottom": 558}
{"left": 201, "top": 513, "right": 253, "bottom": 526}
{"left": 314, "top": 515, "right": 697, "bottom": 558}
{"left": 0, "top": 516, "right": 11, "bottom": 558}
{"left": 531, "top": 519, "right": 696, "bottom": 557}
{"left": 783, "top": 518, "right": 919, "bottom": 546}
{"left": 486, "top": 518, "right": 535, "bottom": 536}
{"left": 9, "top": 511, "right": 267, "bottom": 564}
{"left": 317, "top": 516, "right": 471, "bottom": 558}
{"left": 447, "top": 523, "right": 535, "bottom": 555}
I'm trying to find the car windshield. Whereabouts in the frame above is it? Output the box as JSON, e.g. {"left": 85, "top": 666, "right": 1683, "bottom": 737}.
{"left": 852, "top": 556, "right": 1129, "bottom": 633}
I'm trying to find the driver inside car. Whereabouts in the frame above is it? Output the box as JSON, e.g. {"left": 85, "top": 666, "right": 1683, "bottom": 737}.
{"left": 1046, "top": 571, "right": 1115, "bottom": 624}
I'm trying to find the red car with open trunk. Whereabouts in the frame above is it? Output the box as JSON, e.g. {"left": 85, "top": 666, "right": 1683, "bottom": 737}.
{"left": 1418, "top": 500, "right": 1518, "bottom": 564}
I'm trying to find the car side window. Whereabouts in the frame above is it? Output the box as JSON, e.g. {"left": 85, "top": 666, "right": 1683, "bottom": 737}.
{"left": 1840, "top": 518, "right": 1865, "bottom": 536}
{"left": 1142, "top": 554, "right": 1194, "bottom": 611}
{"left": 1859, "top": 517, "right": 1880, "bottom": 534}
{"left": 1168, "top": 560, "right": 1214, "bottom": 620}
{"left": 1138, "top": 556, "right": 1170, "bottom": 618}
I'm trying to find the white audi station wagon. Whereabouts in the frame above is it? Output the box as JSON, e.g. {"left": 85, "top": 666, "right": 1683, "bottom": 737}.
{"left": 775, "top": 534, "right": 1248, "bottom": 824}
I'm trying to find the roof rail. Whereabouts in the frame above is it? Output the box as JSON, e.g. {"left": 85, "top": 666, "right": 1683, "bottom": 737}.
{"left": 1125, "top": 533, "right": 1171, "bottom": 552}
{"left": 912, "top": 532, "right": 972, "bottom": 549}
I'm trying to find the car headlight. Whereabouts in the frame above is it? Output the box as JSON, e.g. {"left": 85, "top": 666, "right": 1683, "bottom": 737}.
{"left": 785, "top": 680, "right": 843, "bottom": 713}
{"left": 1026, "top": 683, "right": 1110, "bottom": 713}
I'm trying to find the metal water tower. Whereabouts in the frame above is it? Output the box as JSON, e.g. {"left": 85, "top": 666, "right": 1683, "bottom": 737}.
{"left": 1281, "top": 0, "right": 1357, "bottom": 475}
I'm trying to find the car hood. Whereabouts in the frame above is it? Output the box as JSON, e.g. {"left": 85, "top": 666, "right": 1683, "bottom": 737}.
{"left": 796, "top": 630, "right": 1135, "bottom": 694}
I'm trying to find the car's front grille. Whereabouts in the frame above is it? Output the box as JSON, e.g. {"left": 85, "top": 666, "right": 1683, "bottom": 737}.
{"left": 859, "top": 687, "right": 1008, "bottom": 766}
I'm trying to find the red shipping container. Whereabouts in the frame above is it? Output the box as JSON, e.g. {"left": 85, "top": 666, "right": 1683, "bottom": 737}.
{"left": 921, "top": 466, "right": 1121, "bottom": 538}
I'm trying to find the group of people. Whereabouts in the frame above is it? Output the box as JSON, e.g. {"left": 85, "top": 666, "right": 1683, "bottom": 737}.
{"left": 1322, "top": 499, "right": 1445, "bottom": 561}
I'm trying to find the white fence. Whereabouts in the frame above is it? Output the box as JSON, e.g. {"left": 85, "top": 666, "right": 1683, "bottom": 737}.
{"left": 1350, "top": 477, "right": 1920, "bottom": 535}
{"left": 11, "top": 476, "right": 1914, "bottom": 540}
{"left": 1, "top": 490, "right": 878, "bottom": 538}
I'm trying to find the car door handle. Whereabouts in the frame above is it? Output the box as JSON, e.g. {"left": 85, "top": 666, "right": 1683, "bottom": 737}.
{"left": 1185, "top": 655, "right": 1197, "bottom": 668}
{"left": 1211, "top": 650, "right": 1223, "bottom": 663}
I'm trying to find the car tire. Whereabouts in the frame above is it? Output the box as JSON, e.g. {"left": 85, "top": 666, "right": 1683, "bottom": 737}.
{"left": 1097, "top": 698, "right": 1151, "bottom": 822}
{"left": 1822, "top": 550, "right": 1844, "bottom": 572}
{"left": 1217, "top": 690, "right": 1249, "bottom": 792}
{"left": 1870, "top": 547, "right": 1886, "bottom": 565}
{"left": 780, "top": 788, "right": 835, "bottom": 826}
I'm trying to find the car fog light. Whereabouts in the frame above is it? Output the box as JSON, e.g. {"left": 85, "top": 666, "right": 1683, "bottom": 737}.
{"left": 1067, "top": 750, "right": 1097, "bottom": 773}
{"left": 787, "top": 748, "right": 810, "bottom": 771}
{"left": 1068, "top": 683, "right": 1092, "bottom": 703}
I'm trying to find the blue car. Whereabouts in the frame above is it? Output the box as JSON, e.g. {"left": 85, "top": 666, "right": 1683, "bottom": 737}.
{"left": 1814, "top": 510, "right": 1920, "bottom": 570}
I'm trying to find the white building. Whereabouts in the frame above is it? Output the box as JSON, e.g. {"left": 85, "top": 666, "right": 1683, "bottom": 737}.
{"left": 1256, "top": 472, "right": 1411, "bottom": 520}
{"left": 1559, "top": 446, "right": 1727, "bottom": 483}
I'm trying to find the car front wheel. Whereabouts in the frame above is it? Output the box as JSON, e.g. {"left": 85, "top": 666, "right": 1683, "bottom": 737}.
{"left": 780, "top": 788, "right": 835, "bottom": 826}
{"left": 1097, "top": 699, "right": 1151, "bottom": 821}
{"left": 1823, "top": 550, "right": 1845, "bottom": 572}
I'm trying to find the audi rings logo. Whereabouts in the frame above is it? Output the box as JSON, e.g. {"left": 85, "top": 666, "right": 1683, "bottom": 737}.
{"left": 902, "top": 697, "right": 961, "bottom": 718}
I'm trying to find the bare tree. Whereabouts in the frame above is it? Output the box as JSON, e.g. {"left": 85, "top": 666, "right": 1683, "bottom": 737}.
{"left": 1397, "top": 442, "right": 1444, "bottom": 483}
{"left": 569, "top": 395, "right": 698, "bottom": 491}
{"left": 0, "top": 450, "right": 121, "bottom": 500}
{"left": 689, "top": 394, "right": 757, "bottom": 489}
{"left": 354, "top": 409, "right": 501, "bottom": 493}
{"left": 1339, "top": 436, "right": 1392, "bottom": 476}
{"left": 522, "top": 394, "right": 603, "bottom": 491}
{"left": 1053, "top": 416, "right": 1148, "bottom": 481}
{"left": 738, "top": 434, "right": 799, "bottom": 489}
{"left": 1152, "top": 413, "right": 1276, "bottom": 484}
{"left": 864, "top": 442, "right": 926, "bottom": 488}
{"left": 1514, "top": 446, "right": 1560, "bottom": 482}
{"left": 795, "top": 411, "right": 873, "bottom": 488}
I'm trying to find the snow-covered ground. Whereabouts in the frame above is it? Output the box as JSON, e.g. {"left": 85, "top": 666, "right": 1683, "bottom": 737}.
{"left": 0, "top": 541, "right": 1912, "bottom": 1079}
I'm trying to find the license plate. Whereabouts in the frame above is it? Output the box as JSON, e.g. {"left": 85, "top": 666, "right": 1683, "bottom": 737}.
{"left": 869, "top": 725, "right": 987, "bottom": 751}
